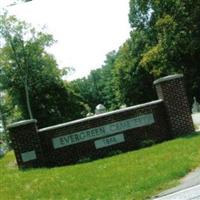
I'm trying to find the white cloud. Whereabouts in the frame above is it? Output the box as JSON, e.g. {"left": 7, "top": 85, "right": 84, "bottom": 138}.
{"left": 7, "top": 0, "right": 131, "bottom": 80}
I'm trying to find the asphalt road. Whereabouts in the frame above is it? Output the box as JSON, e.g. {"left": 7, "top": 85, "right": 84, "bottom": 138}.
{"left": 154, "top": 168, "right": 200, "bottom": 200}
{"left": 154, "top": 184, "right": 200, "bottom": 200}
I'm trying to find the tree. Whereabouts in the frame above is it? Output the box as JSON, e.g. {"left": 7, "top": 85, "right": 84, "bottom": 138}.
{"left": 0, "top": 91, "right": 7, "bottom": 134}
{"left": 128, "top": 0, "right": 200, "bottom": 104}
{"left": 71, "top": 51, "right": 119, "bottom": 112}
{"left": 0, "top": 13, "right": 53, "bottom": 119}
{"left": 70, "top": 69, "right": 104, "bottom": 113}
{"left": 113, "top": 36, "right": 156, "bottom": 106}
{"left": 0, "top": 13, "right": 86, "bottom": 127}
{"left": 100, "top": 51, "right": 119, "bottom": 110}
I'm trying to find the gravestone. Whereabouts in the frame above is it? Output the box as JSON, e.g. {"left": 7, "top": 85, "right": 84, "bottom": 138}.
{"left": 192, "top": 97, "right": 200, "bottom": 113}
{"left": 191, "top": 97, "right": 200, "bottom": 130}
{"left": 95, "top": 104, "right": 106, "bottom": 115}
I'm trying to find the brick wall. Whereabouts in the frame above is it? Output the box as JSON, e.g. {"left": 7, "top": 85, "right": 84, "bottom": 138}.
{"left": 38, "top": 100, "right": 169, "bottom": 167}
{"left": 8, "top": 120, "right": 45, "bottom": 168}
{"left": 154, "top": 74, "right": 194, "bottom": 137}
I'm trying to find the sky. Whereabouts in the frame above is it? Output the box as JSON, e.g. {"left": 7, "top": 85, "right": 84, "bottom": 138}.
{"left": 2, "top": 0, "right": 131, "bottom": 80}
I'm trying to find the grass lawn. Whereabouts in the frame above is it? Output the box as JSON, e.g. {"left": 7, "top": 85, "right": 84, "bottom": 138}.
{"left": 1, "top": 133, "right": 200, "bottom": 200}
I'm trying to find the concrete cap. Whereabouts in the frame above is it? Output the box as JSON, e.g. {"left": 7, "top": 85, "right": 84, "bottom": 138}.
{"left": 153, "top": 74, "right": 183, "bottom": 85}
{"left": 7, "top": 119, "right": 37, "bottom": 129}
{"left": 39, "top": 99, "right": 163, "bottom": 132}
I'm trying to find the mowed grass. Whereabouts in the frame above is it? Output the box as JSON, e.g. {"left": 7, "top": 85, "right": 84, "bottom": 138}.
{"left": 1, "top": 133, "right": 200, "bottom": 200}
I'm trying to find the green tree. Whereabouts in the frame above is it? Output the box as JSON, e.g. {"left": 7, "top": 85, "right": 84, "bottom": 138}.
{"left": 129, "top": 0, "right": 200, "bottom": 104}
{"left": 100, "top": 51, "right": 119, "bottom": 110}
{"left": 0, "top": 14, "right": 38, "bottom": 118}
{"left": 113, "top": 35, "right": 156, "bottom": 106}
{"left": 71, "top": 51, "right": 119, "bottom": 112}
{"left": 71, "top": 69, "right": 104, "bottom": 113}
{"left": 0, "top": 14, "right": 86, "bottom": 127}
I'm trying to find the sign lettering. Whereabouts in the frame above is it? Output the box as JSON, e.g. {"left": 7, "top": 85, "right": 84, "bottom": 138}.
{"left": 52, "top": 113, "right": 154, "bottom": 149}
{"left": 95, "top": 134, "right": 125, "bottom": 149}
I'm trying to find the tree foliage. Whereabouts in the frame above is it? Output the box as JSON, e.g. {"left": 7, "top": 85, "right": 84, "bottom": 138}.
{"left": 0, "top": 14, "right": 85, "bottom": 128}
{"left": 128, "top": 0, "right": 200, "bottom": 104}
{"left": 113, "top": 36, "right": 156, "bottom": 106}
{"left": 78, "top": 0, "right": 200, "bottom": 109}
{"left": 71, "top": 51, "right": 119, "bottom": 112}
{"left": 1, "top": 0, "right": 199, "bottom": 128}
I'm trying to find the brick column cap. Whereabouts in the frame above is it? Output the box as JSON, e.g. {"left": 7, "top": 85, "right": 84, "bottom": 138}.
{"left": 7, "top": 119, "right": 37, "bottom": 129}
{"left": 153, "top": 74, "right": 183, "bottom": 85}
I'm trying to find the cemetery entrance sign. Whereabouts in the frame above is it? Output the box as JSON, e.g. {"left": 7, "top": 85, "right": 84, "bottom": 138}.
{"left": 53, "top": 114, "right": 154, "bottom": 149}
{"left": 8, "top": 74, "right": 194, "bottom": 169}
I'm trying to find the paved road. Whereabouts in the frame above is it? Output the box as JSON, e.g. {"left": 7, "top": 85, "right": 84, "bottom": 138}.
{"left": 154, "top": 168, "right": 200, "bottom": 200}
{"left": 154, "top": 184, "right": 200, "bottom": 200}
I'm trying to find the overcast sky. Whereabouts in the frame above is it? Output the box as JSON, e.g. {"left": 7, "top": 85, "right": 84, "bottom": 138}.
{"left": 3, "top": 0, "right": 131, "bottom": 80}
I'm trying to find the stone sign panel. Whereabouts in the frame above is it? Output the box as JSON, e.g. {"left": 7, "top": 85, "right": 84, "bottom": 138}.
{"left": 21, "top": 150, "right": 37, "bottom": 162}
{"left": 94, "top": 133, "right": 125, "bottom": 149}
{"left": 52, "top": 113, "right": 154, "bottom": 149}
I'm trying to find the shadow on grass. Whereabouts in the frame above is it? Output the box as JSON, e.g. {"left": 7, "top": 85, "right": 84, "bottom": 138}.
{"left": 182, "top": 131, "right": 200, "bottom": 139}
{"left": 15, "top": 131, "right": 200, "bottom": 171}
{"left": 20, "top": 150, "right": 127, "bottom": 172}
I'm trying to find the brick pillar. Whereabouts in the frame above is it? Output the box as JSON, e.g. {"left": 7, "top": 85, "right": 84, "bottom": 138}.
{"left": 154, "top": 74, "right": 194, "bottom": 137}
{"left": 8, "top": 119, "right": 45, "bottom": 169}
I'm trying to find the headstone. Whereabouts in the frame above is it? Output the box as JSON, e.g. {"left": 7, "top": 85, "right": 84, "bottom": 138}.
{"left": 95, "top": 104, "right": 106, "bottom": 115}
{"left": 86, "top": 112, "right": 94, "bottom": 117}
{"left": 192, "top": 97, "right": 200, "bottom": 113}
{"left": 120, "top": 104, "right": 127, "bottom": 109}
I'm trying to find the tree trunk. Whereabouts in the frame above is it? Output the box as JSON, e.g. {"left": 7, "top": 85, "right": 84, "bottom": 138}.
{"left": 24, "top": 80, "right": 33, "bottom": 119}
{"left": 0, "top": 107, "right": 6, "bottom": 138}
{"left": 0, "top": 96, "right": 8, "bottom": 146}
